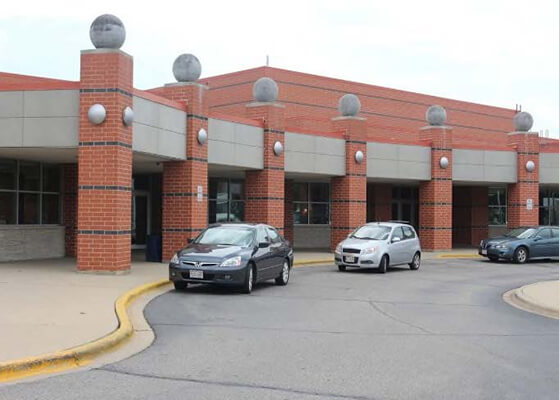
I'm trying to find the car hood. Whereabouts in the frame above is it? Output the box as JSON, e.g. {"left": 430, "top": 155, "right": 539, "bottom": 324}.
{"left": 340, "top": 237, "right": 383, "bottom": 250}
{"left": 178, "top": 244, "right": 247, "bottom": 262}
{"left": 484, "top": 236, "right": 523, "bottom": 246}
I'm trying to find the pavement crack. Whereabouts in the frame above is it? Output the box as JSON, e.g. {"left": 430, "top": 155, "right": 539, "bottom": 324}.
{"left": 97, "top": 367, "right": 384, "bottom": 400}
{"left": 367, "top": 301, "right": 434, "bottom": 334}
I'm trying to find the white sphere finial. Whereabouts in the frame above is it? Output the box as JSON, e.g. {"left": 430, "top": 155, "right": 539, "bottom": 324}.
{"left": 426, "top": 105, "right": 447, "bottom": 126}
{"left": 338, "top": 94, "right": 361, "bottom": 117}
{"left": 90, "top": 14, "right": 126, "bottom": 49}
{"left": 173, "top": 54, "right": 202, "bottom": 82}
{"left": 253, "top": 77, "right": 278, "bottom": 102}
{"left": 514, "top": 111, "right": 534, "bottom": 132}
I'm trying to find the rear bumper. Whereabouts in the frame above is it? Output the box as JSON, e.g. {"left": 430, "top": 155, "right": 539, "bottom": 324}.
{"left": 169, "top": 263, "right": 248, "bottom": 286}
{"left": 334, "top": 252, "right": 380, "bottom": 267}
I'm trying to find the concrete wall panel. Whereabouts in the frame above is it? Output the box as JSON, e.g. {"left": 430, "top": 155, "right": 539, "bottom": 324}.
{"left": 294, "top": 225, "right": 330, "bottom": 249}
{"left": 0, "top": 91, "right": 24, "bottom": 118}
{"left": 453, "top": 149, "right": 516, "bottom": 183}
{"left": 24, "top": 90, "right": 79, "bottom": 117}
{"left": 207, "top": 118, "right": 263, "bottom": 169}
{"left": 367, "top": 142, "right": 431, "bottom": 180}
{"left": 0, "top": 226, "right": 65, "bottom": 262}
{"left": 284, "top": 132, "right": 345, "bottom": 176}
{"left": 0, "top": 118, "right": 23, "bottom": 146}
{"left": 23, "top": 117, "right": 79, "bottom": 147}
{"left": 540, "top": 153, "right": 559, "bottom": 184}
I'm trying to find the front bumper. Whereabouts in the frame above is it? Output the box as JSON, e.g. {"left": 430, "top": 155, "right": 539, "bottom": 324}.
{"left": 334, "top": 252, "right": 380, "bottom": 267}
{"left": 169, "top": 263, "right": 248, "bottom": 286}
{"left": 478, "top": 246, "right": 514, "bottom": 260}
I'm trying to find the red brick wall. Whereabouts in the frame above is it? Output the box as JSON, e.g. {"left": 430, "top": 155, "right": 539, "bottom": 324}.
{"left": 419, "top": 126, "right": 453, "bottom": 250}
{"left": 244, "top": 103, "right": 285, "bottom": 233}
{"left": 507, "top": 132, "right": 540, "bottom": 228}
{"left": 77, "top": 50, "right": 133, "bottom": 272}
{"left": 62, "top": 163, "right": 78, "bottom": 257}
{"left": 158, "top": 83, "right": 209, "bottom": 261}
{"left": 330, "top": 117, "right": 367, "bottom": 250}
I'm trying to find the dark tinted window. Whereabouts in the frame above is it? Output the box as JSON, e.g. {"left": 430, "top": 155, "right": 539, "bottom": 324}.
{"left": 42, "top": 194, "right": 60, "bottom": 224}
{"left": 0, "top": 192, "right": 16, "bottom": 224}
{"left": 267, "top": 228, "right": 281, "bottom": 244}
{"left": 402, "top": 226, "right": 415, "bottom": 239}
{"left": 19, "top": 193, "right": 39, "bottom": 224}
{"left": 310, "top": 183, "right": 329, "bottom": 202}
{"left": 0, "top": 160, "right": 16, "bottom": 190}
{"left": 19, "top": 162, "right": 40, "bottom": 191}
{"left": 42, "top": 165, "right": 60, "bottom": 193}
{"left": 538, "top": 228, "right": 552, "bottom": 239}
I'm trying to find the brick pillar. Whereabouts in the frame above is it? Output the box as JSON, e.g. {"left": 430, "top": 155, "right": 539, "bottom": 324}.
{"left": 367, "top": 183, "right": 391, "bottom": 221}
{"left": 244, "top": 102, "right": 285, "bottom": 233}
{"left": 419, "top": 125, "right": 453, "bottom": 250}
{"left": 161, "top": 83, "right": 209, "bottom": 261}
{"left": 77, "top": 49, "right": 133, "bottom": 272}
{"left": 330, "top": 117, "right": 367, "bottom": 250}
{"left": 507, "top": 131, "right": 539, "bottom": 228}
{"left": 470, "top": 186, "right": 488, "bottom": 245}
{"left": 284, "top": 179, "right": 294, "bottom": 244}
{"left": 62, "top": 163, "right": 78, "bottom": 257}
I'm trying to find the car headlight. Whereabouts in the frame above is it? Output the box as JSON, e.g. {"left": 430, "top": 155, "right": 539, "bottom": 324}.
{"left": 495, "top": 244, "right": 508, "bottom": 249}
{"left": 220, "top": 256, "right": 242, "bottom": 267}
{"left": 170, "top": 253, "right": 179, "bottom": 264}
{"left": 361, "top": 246, "right": 378, "bottom": 255}
{"left": 335, "top": 243, "right": 342, "bottom": 254}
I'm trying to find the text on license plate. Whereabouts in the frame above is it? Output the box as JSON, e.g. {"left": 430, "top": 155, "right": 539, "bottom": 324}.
{"left": 190, "top": 270, "right": 204, "bottom": 279}
{"left": 481, "top": 249, "right": 487, "bottom": 255}
{"left": 344, "top": 256, "right": 355, "bottom": 263}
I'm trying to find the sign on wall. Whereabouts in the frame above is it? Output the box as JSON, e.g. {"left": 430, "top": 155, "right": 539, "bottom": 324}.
{"left": 197, "top": 185, "right": 203, "bottom": 202}
{"left": 526, "top": 198, "right": 533, "bottom": 211}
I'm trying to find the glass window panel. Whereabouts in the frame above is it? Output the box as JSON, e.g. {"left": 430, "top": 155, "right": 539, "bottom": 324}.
{"left": 209, "top": 179, "right": 227, "bottom": 200}
{"left": 392, "top": 227, "right": 404, "bottom": 240}
{"left": 214, "top": 201, "right": 228, "bottom": 222}
{"left": 488, "top": 207, "right": 506, "bottom": 225}
{"left": 42, "top": 194, "right": 59, "bottom": 224}
{"left": 489, "top": 188, "right": 506, "bottom": 206}
{"left": 43, "top": 165, "right": 60, "bottom": 192}
{"left": 209, "top": 179, "right": 218, "bottom": 200}
{"left": 293, "top": 202, "right": 309, "bottom": 224}
{"left": 0, "top": 160, "right": 16, "bottom": 190}
{"left": 19, "top": 162, "right": 40, "bottom": 192}
{"left": 391, "top": 203, "right": 399, "bottom": 220}
{"left": 551, "top": 228, "right": 559, "bottom": 238}
{"left": 230, "top": 180, "right": 244, "bottom": 201}
{"left": 267, "top": 228, "right": 281, "bottom": 243}
{"left": 293, "top": 183, "right": 308, "bottom": 202}
{"left": 0, "top": 192, "right": 16, "bottom": 224}
{"left": 400, "top": 187, "right": 411, "bottom": 199}
{"left": 538, "top": 228, "right": 552, "bottom": 239}
{"left": 132, "top": 175, "right": 149, "bottom": 191}
{"left": 539, "top": 207, "right": 550, "bottom": 226}
{"left": 18, "top": 193, "right": 40, "bottom": 224}
{"left": 208, "top": 200, "right": 217, "bottom": 223}
{"left": 310, "top": 183, "right": 329, "bottom": 202}
{"left": 310, "top": 203, "right": 329, "bottom": 224}
{"left": 551, "top": 200, "right": 559, "bottom": 226}
{"left": 229, "top": 201, "right": 244, "bottom": 222}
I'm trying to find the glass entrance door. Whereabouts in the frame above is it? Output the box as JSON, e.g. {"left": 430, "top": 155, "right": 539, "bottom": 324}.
{"left": 132, "top": 191, "right": 150, "bottom": 249}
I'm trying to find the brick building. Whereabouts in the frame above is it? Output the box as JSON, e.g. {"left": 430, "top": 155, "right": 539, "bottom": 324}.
{"left": 1, "top": 14, "right": 558, "bottom": 271}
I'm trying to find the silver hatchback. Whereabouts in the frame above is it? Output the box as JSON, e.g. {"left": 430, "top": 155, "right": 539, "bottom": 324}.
{"left": 334, "top": 222, "right": 421, "bottom": 273}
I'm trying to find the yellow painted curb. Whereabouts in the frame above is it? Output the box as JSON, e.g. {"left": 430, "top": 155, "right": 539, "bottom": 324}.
{"left": 0, "top": 278, "right": 171, "bottom": 384}
{"left": 293, "top": 259, "right": 332, "bottom": 267}
{"left": 436, "top": 254, "right": 482, "bottom": 259}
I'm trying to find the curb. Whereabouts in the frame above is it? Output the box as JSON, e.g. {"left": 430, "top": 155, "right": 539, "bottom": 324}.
{"left": 293, "top": 258, "right": 332, "bottom": 267}
{"left": 0, "top": 278, "right": 171, "bottom": 384}
{"left": 435, "top": 254, "right": 482, "bottom": 259}
{"left": 504, "top": 284, "right": 559, "bottom": 320}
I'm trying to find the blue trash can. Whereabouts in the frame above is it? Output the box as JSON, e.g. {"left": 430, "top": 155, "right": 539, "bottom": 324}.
{"left": 145, "top": 234, "right": 162, "bottom": 262}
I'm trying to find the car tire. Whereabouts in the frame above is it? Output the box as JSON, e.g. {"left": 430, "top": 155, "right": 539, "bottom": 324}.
{"left": 242, "top": 264, "right": 255, "bottom": 294}
{"left": 409, "top": 252, "right": 421, "bottom": 270}
{"left": 173, "top": 281, "right": 188, "bottom": 291}
{"left": 275, "top": 260, "right": 290, "bottom": 286}
{"left": 513, "top": 247, "right": 528, "bottom": 264}
{"left": 338, "top": 265, "right": 346, "bottom": 272}
{"left": 488, "top": 256, "right": 498, "bottom": 262}
{"left": 378, "top": 255, "right": 388, "bottom": 274}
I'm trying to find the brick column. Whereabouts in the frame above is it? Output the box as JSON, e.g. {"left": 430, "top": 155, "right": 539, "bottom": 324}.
{"left": 507, "top": 131, "right": 539, "bottom": 228}
{"left": 62, "top": 163, "right": 78, "bottom": 257}
{"left": 419, "top": 125, "right": 453, "bottom": 250}
{"left": 284, "top": 179, "right": 294, "bottom": 244}
{"left": 244, "top": 102, "right": 285, "bottom": 233}
{"left": 77, "top": 49, "right": 133, "bottom": 272}
{"left": 330, "top": 117, "right": 367, "bottom": 250}
{"left": 160, "top": 83, "right": 209, "bottom": 261}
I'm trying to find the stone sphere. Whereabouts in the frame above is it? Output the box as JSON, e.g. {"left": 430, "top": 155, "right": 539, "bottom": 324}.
{"left": 338, "top": 94, "right": 361, "bottom": 117}
{"left": 89, "top": 14, "right": 126, "bottom": 49}
{"left": 514, "top": 111, "right": 534, "bottom": 132}
{"left": 173, "top": 54, "right": 202, "bottom": 82}
{"left": 426, "top": 105, "right": 447, "bottom": 126}
{"left": 253, "top": 77, "right": 278, "bottom": 102}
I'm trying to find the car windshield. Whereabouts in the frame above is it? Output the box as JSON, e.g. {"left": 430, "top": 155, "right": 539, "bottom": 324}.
{"left": 194, "top": 226, "right": 255, "bottom": 247}
{"left": 504, "top": 228, "right": 537, "bottom": 239}
{"left": 350, "top": 225, "right": 392, "bottom": 240}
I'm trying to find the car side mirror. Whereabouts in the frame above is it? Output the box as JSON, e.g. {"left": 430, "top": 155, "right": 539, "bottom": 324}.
{"left": 259, "top": 242, "right": 270, "bottom": 248}
{"left": 533, "top": 236, "right": 542, "bottom": 242}
{"left": 187, "top": 238, "right": 194, "bottom": 244}
{"left": 392, "top": 237, "right": 401, "bottom": 243}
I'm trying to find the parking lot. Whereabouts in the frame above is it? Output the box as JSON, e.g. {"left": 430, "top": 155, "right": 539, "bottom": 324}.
{"left": 3, "top": 257, "right": 559, "bottom": 400}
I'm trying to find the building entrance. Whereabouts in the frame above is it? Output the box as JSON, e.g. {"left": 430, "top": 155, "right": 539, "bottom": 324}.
{"left": 391, "top": 187, "right": 418, "bottom": 228}
{"left": 131, "top": 191, "right": 150, "bottom": 249}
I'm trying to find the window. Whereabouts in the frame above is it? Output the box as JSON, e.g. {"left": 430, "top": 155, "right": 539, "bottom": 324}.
{"left": 539, "top": 188, "right": 559, "bottom": 226}
{"left": 293, "top": 182, "right": 330, "bottom": 225}
{"left": 551, "top": 228, "right": 559, "bottom": 238}
{"left": 267, "top": 227, "right": 281, "bottom": 243}
{"left": 391, "top": 227, "right": 404, "bottom": 240}
{"left": 208, "top": 178, "right": 245, "bottom": 223}
{"left": 402, "top": 226, "right": 416, "bottom": 239}
{"left": 488, "top": 188, "right": 507, "bottom": 225}
{"left": 0, "top": 160, "right": 60, "bottom": 225}
{"left": 538, "top": 229, "right": 552, "bottom": 239}
{"left": 256, "top": 227, "right": 269, "bottom": 243}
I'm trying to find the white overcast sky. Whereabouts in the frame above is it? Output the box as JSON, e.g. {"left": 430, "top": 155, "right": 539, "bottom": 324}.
{"left": 1, "top": 0, "right": 557, "bottom": 136}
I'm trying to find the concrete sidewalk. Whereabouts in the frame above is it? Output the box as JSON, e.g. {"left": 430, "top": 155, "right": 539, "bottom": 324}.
{"left": 506, "top": 280, "right": 559, "bottom": 320}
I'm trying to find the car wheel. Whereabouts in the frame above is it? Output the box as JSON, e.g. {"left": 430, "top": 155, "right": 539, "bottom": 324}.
{"left": 409, "top": 252, "right": 421, "bottom": 270}
{"left": 338, "top": 265, "right": 346, "bottom": 272}
{"left": 378, "top": 255, "right": 388, "bottom": 274}
{"left": 275, "top": 260, "right": 290, "bottom": 286}
{"left": 242, "top": 264, "right": 255, "bottom": 294}
{"left": 173, "top": 281, "right": 188, "bottom": 291}
{"left": 514, "top": 247, "right": 528, "bottom": 264}
{"left": 488, "top": 256, "right": 498, "bottom": 262}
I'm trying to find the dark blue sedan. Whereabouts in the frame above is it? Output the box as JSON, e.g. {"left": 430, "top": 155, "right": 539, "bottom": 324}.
{"left": 479, "top": 226, "right": 559, "bottom": 263}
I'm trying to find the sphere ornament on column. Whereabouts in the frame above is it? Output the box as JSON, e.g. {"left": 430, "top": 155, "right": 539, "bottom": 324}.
{"left": 526, "top": 160, "right": 535, "bottom": 172}
{"left": 338, "top": 94, "right": 361, "bottom": 117}
{"left": 89, "top": 14, "right": 126, "bottom": 49}
{"left": 253, "top": 77, "right": 278, "bottom": 102}
{"left": 197, "top": 128, "right": 208, "bottom": 144}
{"left": 439, "top": 156, "right": 449, "bottom": 169}
{"left": 122, "top": 106, "right": 134, "bottom": 126}
{"left": 87, "top": 104, "right": 106, "bottom": 125}
{"left": 355, "top": 150, "right": 364, "bottom": 164}
{"left": 273, "top": 141, "right": 283, "bottom": 156}
{"left": 514, "top": 111, "right": 534, "bottom": 132}
{"left": 173, "top": 54, "right": 202, "bottom": 82}
{"left": 426, "top": 105, "right": 447, "bottom": 126}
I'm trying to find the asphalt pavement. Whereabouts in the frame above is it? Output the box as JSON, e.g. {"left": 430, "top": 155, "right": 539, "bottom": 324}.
{"left": 2, "top": 258, "right": 559, "bottom": 400}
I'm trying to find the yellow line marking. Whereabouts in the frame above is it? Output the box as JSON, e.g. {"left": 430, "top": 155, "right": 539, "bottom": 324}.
{"left": 436, "top": 254, "right": 482, "bottom": 259}
{"left": 0, "top": 279, "right": 171, "bottom": 384}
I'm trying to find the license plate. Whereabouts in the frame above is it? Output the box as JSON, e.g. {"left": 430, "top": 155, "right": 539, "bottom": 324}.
{"left": 189, "top": 270, "right": 203, "bottom": 279}
{"left": 344, "top": 256, "right": 355, "bottom": 263}
{"left": 481, "top": 249, "right": 487, "bottom": 255}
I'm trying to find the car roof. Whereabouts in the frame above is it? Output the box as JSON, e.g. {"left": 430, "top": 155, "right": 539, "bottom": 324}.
{"left": 363, "top": 221, "right": 413, "bottom": 228}
{"left": 207, "top": 222, "right": 267, "bottom": 229}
